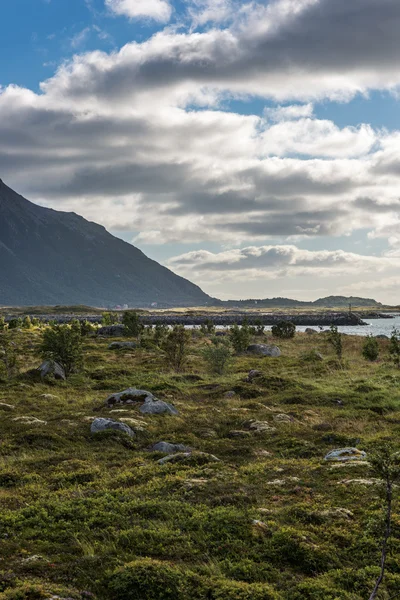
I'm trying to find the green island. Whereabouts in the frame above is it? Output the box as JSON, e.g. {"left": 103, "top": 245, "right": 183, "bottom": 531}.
{"left": 1, "top": 316, "right": 400, "bottom": 600}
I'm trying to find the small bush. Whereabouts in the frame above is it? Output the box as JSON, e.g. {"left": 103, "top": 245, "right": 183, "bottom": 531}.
{"left": 389, "top": 328, "right": 400, "bottom": 367}
{"left": 327, "top": 325, "right": 343, "bottom": 359}
{"left": 0, "top": 317, "right": 6, "bottom": 331}
{"left": 40, "top": 324, "right": 83, "bottom": 377}
{"left": 200, "top": 319, "right": 216, "bottom": 335}
{"left": 101, "top": 312, "right": 119, "bottom": 326}
{"left": 162, "top": 325, "right": 190, "bottom": 372}
{"left": 202, "top": 340, "right": 232, "bottom": 375}
{"left": 362, "top": 335, "right": 379, "bottom": 361}
{"left": 8, "top": 318, "right": 22, "bottom": 330}
{"left": 271, "top": 321, "right": 296, "bottom": 339}
{"left": 230, "top": 323, "right": 251, "bottom": 354}
{"left": 123, "top": 311, "right": 143, "bottom": 337}
{"left": 153, "top": 323, "right": 168, "bottom": 346}
{"left": 0, "top": 335, "right": 18, "bottom": 379}
{"left": 22, "top": 316, "right": 32, "bottom": 329}
{"left": 107, "top": 558, "right": 187, "bottom": 600}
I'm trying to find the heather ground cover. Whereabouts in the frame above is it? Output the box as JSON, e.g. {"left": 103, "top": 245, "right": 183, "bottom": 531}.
{"left": 1, "top": 325, "right": 400, "bottom": 599}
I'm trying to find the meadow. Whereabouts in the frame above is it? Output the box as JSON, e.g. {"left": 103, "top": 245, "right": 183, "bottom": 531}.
{"left": 1, "top": 323, "right": 400, "bottom": 599}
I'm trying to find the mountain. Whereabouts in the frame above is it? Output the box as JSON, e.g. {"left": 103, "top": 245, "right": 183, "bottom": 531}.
{"left": 0, "top": 180, "right": 213, "bottom": 307}
{"left": 222, "top": 296, "right": 382, "bottom": 308}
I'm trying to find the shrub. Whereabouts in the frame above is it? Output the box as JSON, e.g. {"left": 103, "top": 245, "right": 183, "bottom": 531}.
{"left": 0, "top": 335, "right": 18, "bottom": 379}
{"left": 389, "top": 328, "right": 400, "bottom": 367}
{"left": 80, "top": 319, "right": 96, "bottom": 337}
{"left": 254, "top": 319, "right": 265, "bottom": 336}
{"left": 200, "top": 319, "right": 216, "bottom": 335}
{"left": 271, "top": 321, "right": 296, "bottom": 339}
{"left": 0, "top": 317, "right": 6, "bottom": 331}
{"left": 153, "top": 322, "right": 168, "bottom": 346}
{"left": 230, "top": 323, "right": 251, "bottom": 354}
{"left": 162, "top": 325, "right": 190, "bottom": 372}
{"left": 362, "top": 335, "right": 379, "bottom": 361}
{"left": 122, "top": 311, "right": 143, "bottom": 337}
{"left": 202, "top": 341, "right": 232, "bottom": 375}
{"left": 107, "top": 558, "right": 186, "bottom": 600}
{"left": 22, "top": 316, "right": 32, "bottom": 329}
{"left": 8, "top": 318, "right": 22, "bottom": 330}
{"left": 327, "top": 325, "right": 343, "bottom": 359}
{"left": 40, "top": 324, "right": 83, "bottom": 377}
{"left": 101, "top": 312, "right": 119, "bottom": 326}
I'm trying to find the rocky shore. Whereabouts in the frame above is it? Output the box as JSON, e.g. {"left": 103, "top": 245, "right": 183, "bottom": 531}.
{"left": 4, "top": 311, "right": 374, "bottom": 326}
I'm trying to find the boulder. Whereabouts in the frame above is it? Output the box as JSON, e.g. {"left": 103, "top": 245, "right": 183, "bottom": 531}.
{"left": 246, "top": 369, "right": 263, "bottom": 382}
{"left": 90, "top": 417, "right": 135, "bottom": 437}
{"left": 150, "top": 441, "right": 189, "bottom": 453}
{"left": 248, "top": 420, "right": 276, "bottom": 433}
{"left": 98, "top": 325, "right": 125, "bottom": 337}
{"left": 140, "top": 398, "right": 179, "bottom": 415}
{"left": 247, "top": 344, "right": 281, "bottom": 357}
{"left": 38, "top": 360, "right": 66, "bottom": 381}
{"left": 108, "top": 342, "right": 137, "bottom": 350}
{"left": 305, "top": 328, "right": 318, "bottom": 335}
{"left": 324, "top": 448, "right": 367, "bottom": 462}
{"left": 273, "top": 413, "right": 293, "bottom": 423}
{"left": 106, "top": 388, "right": 155, "bottom": 407}
{"left": 375, "top": 334, "right": 389, "bottom": 340}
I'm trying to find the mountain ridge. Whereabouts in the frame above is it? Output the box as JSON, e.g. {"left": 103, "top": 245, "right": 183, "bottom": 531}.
{"left": 0, "top": 180, "right": 213, "bottom": 307}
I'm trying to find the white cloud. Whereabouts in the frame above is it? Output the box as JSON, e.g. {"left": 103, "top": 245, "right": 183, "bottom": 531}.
{"left": 105, "top": 0, "right": 172, "bottom": 22}
{"left": 265, "top": 104, "right": 314, "bottom": 122}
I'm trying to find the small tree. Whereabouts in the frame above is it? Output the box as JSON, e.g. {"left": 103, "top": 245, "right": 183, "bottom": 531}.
{"left": 122, "top": 311, "right": 143, "bottom": 337}
{"left": 0, "top": 335, "right": 18, "bottom": 379}
{"left": 22, "top": 316, "right": 32, "bottom": 329}
{"left": 271, "top": 321, "right": 296, "bottom": 339}
{"left": 162, "top": 325, "right": 190, "bottom": 372}
{"left": 389, "top": 328, "right": 400, "bottom": 368}
{"left": 102, "top": 312, "right": 119, "bottom": 326}
{"left": 202, "top": 339, "right": 232, "bottom": 375}
{"left": 153, "top": 323, "right": 168, "bottom": 346}
{"left": 368, "top": 445, "right": 400, "bottom": 599}
{"left": 362, "top": 335, "right": 379, "bottom": 362}
{"left": 0, "top": 317, "right": 6, "bottom": 332}
{"left": 254, "top": 319, "right": 265, "bottom": 336}
{"left": 80, "top": 320, "right": 95, "bottom": 337}
{"left": 328, "top": 325, "right": 343, "bottom": 359}
{"left": 41, "top": 324, "right": 83, "bottom": 377}
{"left": 229, "top": 322, "right": 251, "bottom": 354}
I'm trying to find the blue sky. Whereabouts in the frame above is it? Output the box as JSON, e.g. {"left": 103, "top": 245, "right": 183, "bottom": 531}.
{"left": 1, "top": 0, "right": 400, "bottom": 302}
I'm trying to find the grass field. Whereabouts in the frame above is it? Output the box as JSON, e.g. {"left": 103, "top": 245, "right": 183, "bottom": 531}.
{"left": 1, "top": 327, "right": 400, "bottom": 599}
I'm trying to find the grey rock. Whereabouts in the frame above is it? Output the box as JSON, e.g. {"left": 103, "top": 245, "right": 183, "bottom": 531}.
{"left": 246, "top": 369, "right": 263, "bottom": 381}
{"left": 98, "top": 325, "right": 125, "bottom": 337}
{"left": 247, "top": 344, "right": 281, "bottom": 357}
{"left": 140, "top": 398, "right": 179, "bottom": 415}
{"left": 157, "top": 451, "right": 220, "bottom": 465}
{"left": 324, "top": 447, "right": 367, "bottom": 462}
{"left": 305, "top": 328, "right": 318, "bottom": 335}
{"left": 90, "top": 417, "right": 135, "bottom": 437}
{"left": 375, "top": 334, "right": 389, "bottom": 339}
{"left": 38, "top": 360, "right": 66, "bottom": 380}
{"left": 150, "top": 441, "right": 189, "bottom": 453}
{"left": 108, "top": 341, "right": 137, "bottom": 350}
{"left": 106, "top": 388, "right": 155, "bottom": 407}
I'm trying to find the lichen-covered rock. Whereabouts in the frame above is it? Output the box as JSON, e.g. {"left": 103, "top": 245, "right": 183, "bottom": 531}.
{"left": 157, "top": 451, "right": 220, "bottom": 466}
{"left": 38, "top": 360, "right": 66, "bottom": 380}
{"left": 273, "top": 413, "right": 293, "bottom": 423}
{"left": 90, "top": 417, "right": 135, "bottom": 437}
{"left": 98, "top": 325, "right": 125, "bottom": 337}
{"left": 248, "top": 420, "right": 276, "bottom": 433}
{"left": 150, "top": 441, "right": 189, "bottom": 453}
{"left": 247, "top": 344, "right": 281, "bottom": 357}
{"left": 106, "top": 388, "right": 155, "bottom": 407}
{"left": 140, "top": 398, "right": 179, "bottom": 415}
{"left": 108, "top": 342, "right": 137, "bottom": 350}
{"left": 324, "top": 448, "right": 367, "bottom": 462}
{"left": 246, "top": 369, "right": 263, "bottom": 381}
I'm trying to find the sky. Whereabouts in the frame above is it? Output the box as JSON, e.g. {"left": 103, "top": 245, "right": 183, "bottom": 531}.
{"left": 1, "top": 0, "right": 400, "bottom": 303}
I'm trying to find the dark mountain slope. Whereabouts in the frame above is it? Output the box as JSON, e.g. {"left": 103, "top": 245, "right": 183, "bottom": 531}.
{"left": 0, "top": 180, "right": 212, "bottom": 307}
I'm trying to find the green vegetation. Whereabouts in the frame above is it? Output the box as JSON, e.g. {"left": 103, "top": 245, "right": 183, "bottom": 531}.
{"left": 230, "top": 323, "right": 251, "bottom": 353}
{"left": 271, "top": 321, "right": 296, "bottom": 339}
{"left": 327, "top": 325, "right": 343, "bottom": 360}
{"left": 122, "top": 311, "right": 143, "bottom": 337}
{"left": 40, "top": 323, "right": 83, "bottom": 377}
{"left": 362, "top": 335, "right": 379, "bottom": 362}
{"left": 1, "top": 325, "right": 400, "bottom": 599}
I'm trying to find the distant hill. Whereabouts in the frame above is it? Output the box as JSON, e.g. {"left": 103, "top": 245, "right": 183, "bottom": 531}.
{"left": 0, "top": 180, "right": 213, "bottom": 307}
{"left": 221, "top": 296, "right": 382, "bottom": 308}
